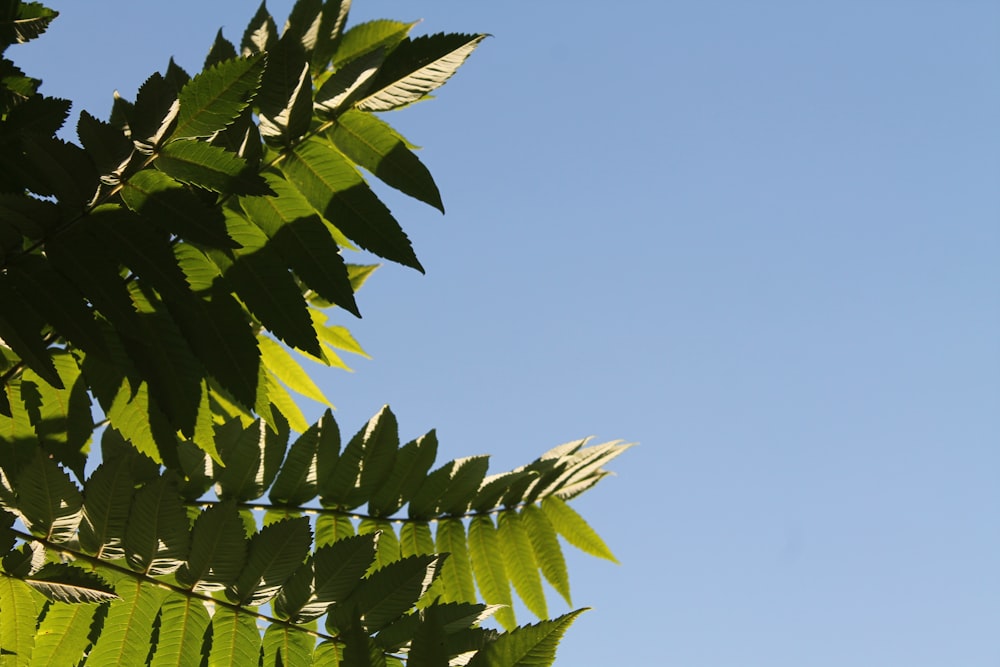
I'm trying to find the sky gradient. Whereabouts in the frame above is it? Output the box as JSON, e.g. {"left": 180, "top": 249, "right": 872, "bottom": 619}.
{"left": 15, "top": 1, "right": 1000, "bottom": 664}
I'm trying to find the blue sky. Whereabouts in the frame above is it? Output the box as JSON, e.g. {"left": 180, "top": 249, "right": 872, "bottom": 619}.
{"left": 15, "top": 1, "right": 1000, "bottom": 664}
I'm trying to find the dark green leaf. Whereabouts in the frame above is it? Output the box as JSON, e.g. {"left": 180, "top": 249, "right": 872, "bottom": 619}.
{"left": 156, "top": 139, "right": 270, "bottom": 194}
{"left": 228, "top": 516, "right": 312, "bottom": 605}
{"left": 330, "top": 109, "right": 443, "bottom": 211}
{"left": 311, "top": 0, "right": 352, "bottom": 72}
{"left": 241, "top": 1, "right": 278, "bottom": 55}
{"left": 367, "top": 430, "right": 438, "bottom": 517}
{"left": 268, "top": 418, "right": 320, "bottom": 505}
{"left": 14, "top": 135, "right": 97, "bottom": 207}
{"left": 283, "top": 138, "right": 423, "bottom": 271}
{"left": 0, "top": 2, "right": 57, "bottom": 48}
{"left": 257, "top": 33, "right": 312, "bottom": 144}
{"left": 216, "top": 209, "right": 321, "bottom": 356}
{"left": 77, "top": 109, "right": 133, "bottom": 183}
{"left": 438, "top": 455, "right": 490, "bottom": 516}
{"left": 358, "top": 554, "right": 442, "bottom": 631}
{"left": 240, "top": 172, "right": 358, "bottom": 315}
{"left": 45, "top": 221, "right": 140, "bottom": 338}
{"left": 130, "top": 72, "right": 179, "bottom": 149}
{"left": 0, "top": 275, "right": 62, "bottom": 388}
{"left": 121, "top": 169, "right": 237, "bottom": 248}
{"left": 176, "top": 499, "right": 248, "bottom": 590}
{"left": 309, "top": 532, "right": 377, "bottom": 616}
{"left": 204, "top": 29, "right": 238, "bottom": 70}
{"left": 2, "top": 94, "right": 70, "bottom": 137}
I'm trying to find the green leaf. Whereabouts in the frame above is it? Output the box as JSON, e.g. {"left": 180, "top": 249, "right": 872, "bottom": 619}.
{"left": 259, "top": 335, "right": 331, "bottom": 407}
{"left": 0, "top": 576, "right": 37, "bottom": 665}
{"left": 240, "top": 172, "right": 359, "bottom": 315}
{"left": 79, "top": 456, "right": 135, "bottom": 559}
{"left": 329, "top": 110, "right": 443, "bottom": 211}
{"left": 86, "top": 579, "right": 167, "bottom": 666}
{"left": 268, "top": 421, "right": 320, "bottom": 505}
{"left": 124, "top": 476, "right": 191, "bottom": 575}
{"left": 359, "top": 518, "right": 399, "bottom": 569}
{"left": 29, "top": 600, "right": 100, "bottom": 667}
{"left": 262, "top": 623, "right": 315, "bottom": 667}
{"left": 435, "top": 518, "right": 476, "bottom": 605}
{"left": 467, "top": 609, "right": 587, "bottom": 667}
{"left": 520, "top": 504, "right": 570, "bottom": 606}
{"left": 176, "top": 499, "right": 248, "bottom": 591}
{"left": 282, "top": 137, "right": 423, "bottom": 271}
{"left": 498, "top": 511, "right": 546, "bottom": 619}
{"left": 357, "top": 33, "right": 487, "bottom": 112}
{"left": 540, "top": 496, "right": 618, "bottom": 563}
{"left": 15, "top": 451, "right": 82, "bottom": 543}
{"left": 228, "top": 516, "right": 312, "bottom": 605}
{"left": 173, "top": 53, "right": 266, "bottom": 139}
{"left": 121, "top": 169, "right": 236, "bottom": 248}
{"left": 23, "top": 563, "right": 118, "bottom": 603}
{"left": 315, "top": 512, "right": 354, "bottom": 547}
{"left": 333, "top": 20, "right": 412, "bottom": 70}
{"left": 150, "top": 595, "right": 211, "bottom": 667}
{"left": 468, "top": 515, "right": 514, "bottom": 629}
{"left": 399, "top": 522, "right": 434, "bottom": 559}
{"left": 155, "top": 139, "right": 270, "bottom": 194}
{"left": 207, "top": 607, "right": 260, "bottom": 667}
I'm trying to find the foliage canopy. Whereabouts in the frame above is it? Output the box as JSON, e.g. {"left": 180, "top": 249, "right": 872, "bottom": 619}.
{"left": 0, "top": 1, "right": 628, "bottom": 664}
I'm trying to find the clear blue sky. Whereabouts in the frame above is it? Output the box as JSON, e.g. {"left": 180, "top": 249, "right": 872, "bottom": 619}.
{"left": 16, "top": 1, "right": 1000, "bottom": 664}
